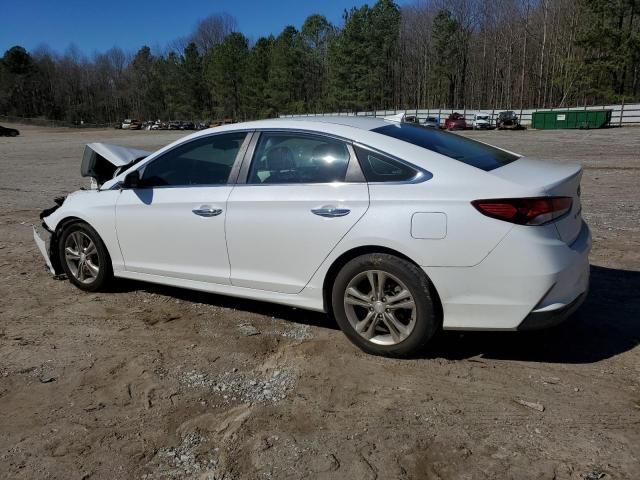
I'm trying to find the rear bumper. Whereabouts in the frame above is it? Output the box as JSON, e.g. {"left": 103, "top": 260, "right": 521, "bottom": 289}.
{"left": 429, "top": 221, "right": 591, "bottom": 331}
{"left": 517, "top": 290, "right": 587, "bottom": 330}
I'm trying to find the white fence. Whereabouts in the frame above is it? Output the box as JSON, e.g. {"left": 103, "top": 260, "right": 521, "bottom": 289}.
{"left": 281, "top": 103, "right": 640, "bottom": 127}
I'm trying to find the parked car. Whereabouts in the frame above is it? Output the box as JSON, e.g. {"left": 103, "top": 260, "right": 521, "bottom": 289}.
{"left": 404, "top": 115, "right": 440, "bottom": 129}
{"left": 121, "top": 119, "right": 132, "bottom": 129}
{"left": 34, "top": 116, "right": 590, "bottom": 357}
{"left": 444, "top": 112, "right": 468, "bottom": 130}
{"left": 472, "top": 113, "right": 493, "bottom": 130}
{"left": 497, "top": 111, "right": 521, "bottom": 129}
{"left": 0, "top": 125, "right": 20, "bottom": 137}
{"left": 180, "top": 121, "right": 196, "bottom": 130}
{"left": 423, "top": 116, "right": 440, "bottom": 128}
{"left": 168, "top": 121, "right": 181, "bottom": 130}
{"left": 128, "top": 120, "right": 142, "bottom": 130}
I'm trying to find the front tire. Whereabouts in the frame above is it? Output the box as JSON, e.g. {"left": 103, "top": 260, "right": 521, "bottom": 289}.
{"left": 331, "top": 253, "right": 439, "bottom": 357}
{"left": 58, "top": 222, "right": 112, "bottom": 291}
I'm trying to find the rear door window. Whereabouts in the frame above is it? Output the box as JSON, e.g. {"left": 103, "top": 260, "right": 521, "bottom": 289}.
{"left": 372, "top": 123, "right": 518, "bottom": 171}
{"left": 247, "top": 133, "right": 350, "bottom": 184}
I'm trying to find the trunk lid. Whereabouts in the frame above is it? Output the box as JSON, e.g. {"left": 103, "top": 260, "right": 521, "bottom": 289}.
{"left": 491, "top": 157, "right": 584, "bottom": 244}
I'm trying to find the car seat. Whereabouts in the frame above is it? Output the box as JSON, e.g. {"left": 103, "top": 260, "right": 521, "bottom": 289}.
{"left": 263, "top": 146, "right": 298, "bottom": 183}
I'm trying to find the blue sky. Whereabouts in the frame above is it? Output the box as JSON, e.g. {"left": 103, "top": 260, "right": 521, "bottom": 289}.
{"left": 0, "top": 0, "right": 409, "bottom": 56}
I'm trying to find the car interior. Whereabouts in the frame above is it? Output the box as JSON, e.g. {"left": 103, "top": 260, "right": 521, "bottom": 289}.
{"left": 141, "top": 134, "right": 246, "bottom": 187}
{"left": 248, "top": 135, "right": 350, "bottom": 184}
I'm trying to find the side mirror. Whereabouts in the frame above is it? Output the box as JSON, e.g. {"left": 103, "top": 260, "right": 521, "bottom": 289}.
{"left": 123, "top": 170, "right": 140, "bottom": 189}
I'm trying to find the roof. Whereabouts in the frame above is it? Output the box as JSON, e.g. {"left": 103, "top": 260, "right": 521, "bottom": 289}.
{"left": 238, "top": 115, "right": 389, "bottom": 131}
{"left": 287, "top": 115, "right": 389, "bottom": 130}
{"left": 180, "top": 116, "right": 392, "bottom": 145}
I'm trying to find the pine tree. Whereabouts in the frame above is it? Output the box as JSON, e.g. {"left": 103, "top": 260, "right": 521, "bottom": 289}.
{"left": 204, "top": 33, "right": 249, "bottom": 120}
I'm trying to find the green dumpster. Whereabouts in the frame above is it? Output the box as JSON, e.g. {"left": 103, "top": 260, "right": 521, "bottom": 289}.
{"left": 531, "top": 109, "right": 612, "bottom": 129}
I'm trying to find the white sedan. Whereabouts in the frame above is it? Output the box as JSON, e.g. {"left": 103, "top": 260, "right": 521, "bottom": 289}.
{"left": 34, "top": 116, "right": 591, "bottom": 356}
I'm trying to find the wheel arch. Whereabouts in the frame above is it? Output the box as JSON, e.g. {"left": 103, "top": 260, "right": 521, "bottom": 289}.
{"left": 322, "top": 245, "right": 443, "bottom": 321}
{"left": 52, "top": 216, "right": 113, "bottom": 273}
{"left": 54, "top": 215, "right": 86, "bottom": 234}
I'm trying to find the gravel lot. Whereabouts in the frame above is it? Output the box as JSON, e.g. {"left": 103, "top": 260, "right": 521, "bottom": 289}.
{"left": 0, "top": 124, "right": 638, "bottom": 479}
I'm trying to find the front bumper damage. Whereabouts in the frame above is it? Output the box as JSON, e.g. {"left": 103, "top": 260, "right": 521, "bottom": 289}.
{"left": 33, "top": 224, "right": 56, "bottom": 275}
{"left": 33, "top": 196, "right": 66, "bottom": 277}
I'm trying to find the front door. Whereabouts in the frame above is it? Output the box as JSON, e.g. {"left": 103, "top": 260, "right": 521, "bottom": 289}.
{"left": 116, "top": 132, "right": 249, "bottom": 284}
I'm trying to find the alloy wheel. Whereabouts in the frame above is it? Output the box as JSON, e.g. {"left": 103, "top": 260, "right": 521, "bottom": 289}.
{"left": 343, "top": 270, "right": 417, "bottom": 345}
{"left": 64, "top": 231, "right": 100, "bottom": 284}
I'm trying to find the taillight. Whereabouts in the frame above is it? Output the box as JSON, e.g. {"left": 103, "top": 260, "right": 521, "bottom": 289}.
{"left": 471, "top": 197, "right": 572, "bottom": 225}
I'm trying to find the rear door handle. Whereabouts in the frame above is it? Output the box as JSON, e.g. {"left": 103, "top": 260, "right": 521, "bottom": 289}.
{"left": 311, "top": 206, "right": 351, "bottom": 218}
{"left": 192, "top": 206, "right": 223, "bottom": 217}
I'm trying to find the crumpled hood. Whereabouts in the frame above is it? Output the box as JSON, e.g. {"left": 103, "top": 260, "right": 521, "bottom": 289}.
{"left": 81, "top": 143, "right": 151, "bottom": 188}
{"left": 84, "top": 143, "right": 151, "bottom": 167}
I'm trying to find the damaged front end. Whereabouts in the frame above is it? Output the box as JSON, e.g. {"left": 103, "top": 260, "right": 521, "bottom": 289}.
{"left": 81, "top": 142, "right": 150, "bottom": 189}
{"left": 34, "top": 195, "right": 67, "bottom": 277}
{"left": 34, "top": 142, "right": 150, "bottom": 276}
{"left": 33, "top": 223, "right": 59, "bottom": 276}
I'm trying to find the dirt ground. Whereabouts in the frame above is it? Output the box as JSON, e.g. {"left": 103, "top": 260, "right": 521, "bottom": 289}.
{"left": 0, "top": 124, "right": 638, "bottom": 480}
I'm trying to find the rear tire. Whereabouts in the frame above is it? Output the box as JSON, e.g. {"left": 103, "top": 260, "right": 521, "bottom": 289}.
{"left": 331, "top": 253, "right": 439, "bottom": 357}
{"left": 58, "top": 222, "right": 112, "bottom": 291}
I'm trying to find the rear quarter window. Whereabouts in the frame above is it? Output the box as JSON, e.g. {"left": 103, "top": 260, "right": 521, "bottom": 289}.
{"left": 372, "top": 123, "right": 518, "bottom": 171}
{"left": 353, "top": 145, "right": 419, "bottom": 183}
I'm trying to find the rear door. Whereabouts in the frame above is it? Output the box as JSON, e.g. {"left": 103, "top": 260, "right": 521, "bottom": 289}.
{"left": 226, "top": 131, "right": 369, "bottom": 294}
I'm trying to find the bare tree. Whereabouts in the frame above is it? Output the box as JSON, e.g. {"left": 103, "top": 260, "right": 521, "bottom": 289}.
{"left": 167, "top": 36, "right": 191, "bottom": 55}
{"left": 190, "top": 13, "right": 238, "bottom": 53}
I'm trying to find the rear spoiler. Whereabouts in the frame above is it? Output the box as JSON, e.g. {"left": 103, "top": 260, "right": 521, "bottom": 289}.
{"left": 81, "top": 143, "right": 151, "bottom": 188}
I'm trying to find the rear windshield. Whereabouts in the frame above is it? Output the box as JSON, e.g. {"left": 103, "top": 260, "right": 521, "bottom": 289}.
{"left": 372, "top": 123, "right": 518, "bottom": 171}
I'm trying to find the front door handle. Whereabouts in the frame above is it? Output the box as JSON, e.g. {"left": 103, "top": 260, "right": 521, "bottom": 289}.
{"left": 192, "top": 206, "right": 223, "bottom": 217}
{"left": 311, "top": 206, "right": 351, "bottom": 218}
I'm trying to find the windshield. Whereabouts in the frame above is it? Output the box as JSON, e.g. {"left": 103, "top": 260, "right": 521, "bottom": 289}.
{"left": 372, "top": 123, "right": 519, "bottom": 171}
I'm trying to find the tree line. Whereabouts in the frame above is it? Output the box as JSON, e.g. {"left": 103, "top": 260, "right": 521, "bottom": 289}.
{"left": 1, "top": 0, "right": 638, "bottom": 124}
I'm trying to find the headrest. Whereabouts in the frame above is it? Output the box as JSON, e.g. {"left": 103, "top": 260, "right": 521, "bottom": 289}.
{"left": 265, "top": 146, "right": 295, "bottom": 171}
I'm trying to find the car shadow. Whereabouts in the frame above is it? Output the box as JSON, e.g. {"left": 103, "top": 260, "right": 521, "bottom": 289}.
{"left": 112, "top": 265, "right": 639, "bottom": 364}
{"left": 110, "top": 279, "right": 334, "bottom": 330}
